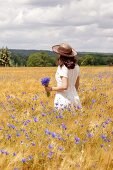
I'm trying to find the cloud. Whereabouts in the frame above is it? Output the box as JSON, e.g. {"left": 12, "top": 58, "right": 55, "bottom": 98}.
{"left": 15, "top": 0, "right": 72, "bottom": 7}
{"left": 0, "top": 0, "right": 113, "bottom": 52}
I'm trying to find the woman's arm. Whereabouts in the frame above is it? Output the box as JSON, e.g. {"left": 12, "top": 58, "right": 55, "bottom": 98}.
{"left": 45, "top": 77, "right": 68, "bottom": 92}
{"left": 75, "top": 76, "right": 80, "bottom": 91}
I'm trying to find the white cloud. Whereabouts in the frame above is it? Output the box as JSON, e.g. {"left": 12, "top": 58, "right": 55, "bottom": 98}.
{"left": 0, "top": 0, "right": 113, "bottom": 52}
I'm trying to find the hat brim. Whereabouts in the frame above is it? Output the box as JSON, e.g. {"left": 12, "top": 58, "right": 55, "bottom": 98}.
{"left": 52, "top": 45, "right": 77, "bottom": 57}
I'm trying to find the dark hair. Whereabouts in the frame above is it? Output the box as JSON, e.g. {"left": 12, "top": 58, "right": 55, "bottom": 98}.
{"left": 57, "top": 55, "right": 77, "bottom": 69}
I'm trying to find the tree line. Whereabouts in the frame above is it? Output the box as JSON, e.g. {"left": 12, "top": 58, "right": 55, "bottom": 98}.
{"left": 0, "top": 47, "right": 113, "bottom": 67}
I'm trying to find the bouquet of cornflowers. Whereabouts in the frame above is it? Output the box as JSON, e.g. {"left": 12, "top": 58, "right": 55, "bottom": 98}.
{"left": 41, "top": 77, "right": 51, "bottom": 97}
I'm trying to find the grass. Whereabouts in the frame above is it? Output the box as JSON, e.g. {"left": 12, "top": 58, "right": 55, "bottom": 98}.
{"left": 0, "top": 66, "right": 113, "bottom": 170}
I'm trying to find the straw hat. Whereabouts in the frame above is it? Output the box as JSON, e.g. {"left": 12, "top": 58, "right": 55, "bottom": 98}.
{"left": 52, "top": 43, "right": 77, "bottom": 57}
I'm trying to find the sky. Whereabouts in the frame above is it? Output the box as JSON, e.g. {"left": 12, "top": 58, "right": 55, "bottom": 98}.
{"left": 0, "top": 0, "right": 113, "bottom": 52}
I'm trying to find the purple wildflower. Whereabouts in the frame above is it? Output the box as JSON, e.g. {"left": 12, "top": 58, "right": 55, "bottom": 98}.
{"left": 16, "top": 133, "right": 21, "bottom": 137}
{"left": 92, "top": 99, "right": 96, "bottom": 103}
{"left": 100, "top": 134, "right": 110, "bottom": 142}
{"left": 31, "top": 142, "right": 36, "bottom": 146}
{"left": 23, "top": 120, "right": 31, "bottom": 126}
{"left": 13, "top": 152, "right": 17, "bottom": 156}
{"left": 75, "top": 137, "right": 80, "bottom": 144}
{"left": 41, "top": 77, "right": 50, "bottom": 86}
{"left": 1, "top": 150, "right": 5, "bottom": 154}
{"left": 42, "top": 113, "right": 46, "bottom": 116}
{"left": 101, "top": 134, "right": 107, "bottom": 140}
{"left": 87, "top": 132, "right": 93, "bottom": 138}
{"left": 28, "top": 155, "right": 33, "bottom": 160}
{"left": 51, "top": 132, "right": 57, "bottom": 138}
{"left": 22, "top": 158, "right": 27, "bottom": 163}
{"left": 45, "top": 129, "right": 51, "bottom": 135}
{"left": 5, "top": 151, "right": 9, "bottom": 155}
{"left": 56, "top": 115, "right": 63, "bottom": 119}
{"left": 41, "top": 77, "right": 51, "bottom": 97}
{"left": 48, "top": 144, "right": 54, "bottom": 149}
{"left": 58, "top": 146, "right": 64, "bottom": 151}
{"left": 34, "top": 117, "right": 38, "bottom": 122}
{"left": 7, "top": 134, "right": 11, "bottom": 140}
{"left": 48, "top": 151, "right": 54, "bottom": 159}
{"left": 32, "top": 107, "right": 35, "bottom": 111}
{"left": 61, "top": 123, "right": 67, "bottom": 130}
{"left": 10, "top": 115, "right": 15, "bottom": 119}
{"left": 0, "top": 127, "right": 3, "bottom": 130}
{"left": 7, "top": 123, "right": 15, "bottom": 129}
{"left": 77, "top": 105, "right": 82, "bottom": 109}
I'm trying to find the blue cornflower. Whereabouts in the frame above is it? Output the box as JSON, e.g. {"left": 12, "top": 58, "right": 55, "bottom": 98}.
{"left": 13, "top": 152, "right": 17, "bottom": 156}
{"left": 75, "top": 137, "right": 80, "bottom": 144}
{"left": 5, "top": 151, "right": 9, "bottom": 155}
{"left": 48, "top": 144, "right": 54, "bottom": 149}
{"left": 58, "top": 146, "right": 64, "bottom": 151}
{"left": 16, "top": 133, "right": 21, "bottom": 137}
{"left": 31, "top": 142, "right": 36, "bottom": 146}
{"left": 51, "top": 132, "right": 57, "bottom": 138}
{"left": 77, "top": 105, "right": 82, "bottom": 109}
{"left": 87, "top": 132, "right": 93, "bottom": 138}
{"left": 48, "top": 151, "right": 54, "bottom": 159}
{"left": 61, "top": 123, "right": 67, "bottom": 130}
{"left": 101, "top": 134, "right": 107, "bottom": 140}
{"left": 7, "top": 134, "right": 11, "bottom": 140}
{"left": 41, "top": 77, "right": 51, "bottom": 97}
{"left": 41, "top": 77, "right": 50, "bottom": 86}
{"left": 7, "top": 123, "right": 15, "bottom": 129}
{"left": 1, "top": 150, "right": 5, "bottom": 154}
{"left": 42, "top": 113, "right": 46, "bottom": 116}
{"left": 28, "top": 155, "right": 33, "bottom": 160}
{"left": 22, "top": 158, "right": 27, "bottom": 163}
{"left": 32, "top": 107, "right": 35, "bottom": 111}
{"left": 45, "top": 129, "right": 51, "bottom": 135}
{"left": 23, "top": 120, "right": 30, "bottom": 126}
{"left": 33, "top": 117, "right": 38, "bottom": 122}
{"left": 56, "top": 115, "right": 63, "bottom": 119}
{"left": 10, "top": 115, "right": 15, "bottom": 119}
{"left": 100, "top": 134, "right": 109, "bottom": 142}
{"left": 92, "top": 99, "right": 96, "bottom": 103}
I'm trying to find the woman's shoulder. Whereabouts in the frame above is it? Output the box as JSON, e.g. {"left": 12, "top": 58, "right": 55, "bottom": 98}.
{"left": 58, "top": 65, "right": 68, "bottom": 71}
{"left": 75, "top": 64, "right": 80, "bottom": 70}
{"left": 62, "top": 65, "right": 68, "bottom": 69}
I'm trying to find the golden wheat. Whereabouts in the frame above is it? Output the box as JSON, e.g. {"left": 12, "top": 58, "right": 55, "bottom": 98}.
{"left": 0, "top": 67, "right": 113, "bottom": 170}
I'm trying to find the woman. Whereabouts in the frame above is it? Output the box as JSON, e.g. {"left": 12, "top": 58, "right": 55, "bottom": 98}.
{"left": 45, "top": 43, "right": 82, "bottom": 110}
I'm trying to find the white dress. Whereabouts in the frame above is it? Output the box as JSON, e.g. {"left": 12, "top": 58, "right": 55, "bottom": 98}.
{"left": 54, "top": 64, "right": 82, "bottom": 110}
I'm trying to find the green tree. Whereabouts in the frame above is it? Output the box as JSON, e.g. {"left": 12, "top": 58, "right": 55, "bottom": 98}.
{"left": 0, "top": 47, "right": 11, "bottom": 66}
{"left": 106, "top": 57, "right": 113, "bottom": 65}
{"left": 27, "top": 52, "right": 54, "bottom": 67}
{"left": 80, "top": 55, "right": 96, "bottom": 66}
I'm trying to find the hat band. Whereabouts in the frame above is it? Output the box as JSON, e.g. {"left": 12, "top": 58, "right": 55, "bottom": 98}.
{"left": 58, "top": 49, "right": 72, "bottom": 55}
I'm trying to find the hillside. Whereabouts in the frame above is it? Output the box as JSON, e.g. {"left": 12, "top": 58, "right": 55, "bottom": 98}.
{"left": 10, "top": 49, "right": 55, "bottom": 57}
{"left": 10, "top": 49, "right": 113, "bottom": 58}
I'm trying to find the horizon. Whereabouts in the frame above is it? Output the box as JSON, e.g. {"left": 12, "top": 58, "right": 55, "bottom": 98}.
{"left": 9, "top": 48, "right": 113, "bottom": 54}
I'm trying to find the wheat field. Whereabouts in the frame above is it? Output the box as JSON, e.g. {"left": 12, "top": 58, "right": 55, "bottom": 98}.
{"left": 0, "top": 67, "right": 113, "bottom": 170}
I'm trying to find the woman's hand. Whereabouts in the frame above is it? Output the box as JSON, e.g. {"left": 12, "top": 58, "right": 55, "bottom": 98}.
{"left": 44, "top": 86, "right": 52, "bottom": 92}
